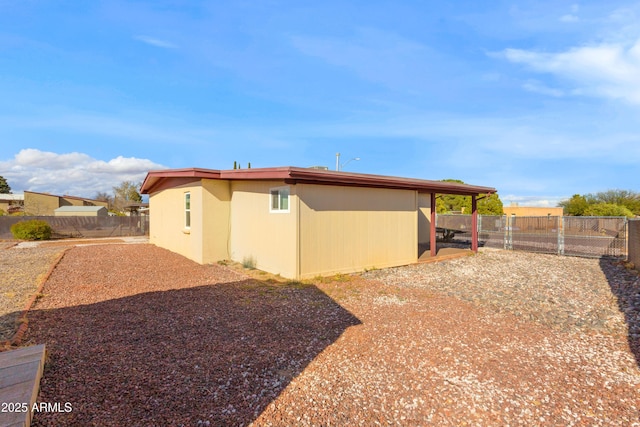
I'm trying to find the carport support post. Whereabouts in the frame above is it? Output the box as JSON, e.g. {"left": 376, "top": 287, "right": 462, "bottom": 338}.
{"left": 471, "top": 195, "right": 478, "bottom": 253}
{"left": 430, "top": 193, "right": 437, "bottom": 257}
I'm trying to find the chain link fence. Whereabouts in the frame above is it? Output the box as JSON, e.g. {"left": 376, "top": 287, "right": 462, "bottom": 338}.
{"left": 437, "top": 214, "right": 628, "bottom": 258}
{"left": 0, "top": 216, "right": 149, "bottom": 240}
{"left": 629, "top": 219, "right": 640, "bottom": 267}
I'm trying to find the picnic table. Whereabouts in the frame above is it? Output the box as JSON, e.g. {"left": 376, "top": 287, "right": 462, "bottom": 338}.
{"left": 436, "top": 227, "right": 468, "bottom": 242}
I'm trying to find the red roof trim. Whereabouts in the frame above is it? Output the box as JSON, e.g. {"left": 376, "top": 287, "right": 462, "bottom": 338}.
{"left": 141, "top": 166, "right": 496, "bottom": 196}
{"left": 141, "top": 168, "right": 221, "bottom": 194}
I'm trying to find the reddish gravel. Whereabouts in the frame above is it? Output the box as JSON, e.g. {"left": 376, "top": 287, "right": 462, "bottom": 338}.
{"left": 26, "top": 244, "right": 359, "bottom": 426}
{"left": 24, "top": 244, "right": 640, "bottom": 426}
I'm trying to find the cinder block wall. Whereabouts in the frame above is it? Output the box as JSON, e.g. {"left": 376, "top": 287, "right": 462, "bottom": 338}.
{"left": 628, "top": 220, "right": 640, "bottom": 267}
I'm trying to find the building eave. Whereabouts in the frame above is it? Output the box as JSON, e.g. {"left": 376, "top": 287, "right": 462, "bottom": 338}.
{"left": 141, "top": 168, "right": 222, "bottom": 194}
{"left": 141, "top": 166, "right": 496, "bottom": 196}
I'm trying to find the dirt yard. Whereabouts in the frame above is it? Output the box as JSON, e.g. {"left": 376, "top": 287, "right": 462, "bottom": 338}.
{"left": 0, "top": 245, "right": 66, "bottom": 342}
{"left": 20, "top": 245, "right": 640, "bottom": 426}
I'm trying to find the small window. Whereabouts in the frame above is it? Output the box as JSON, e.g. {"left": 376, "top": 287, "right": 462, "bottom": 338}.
{"left": 270, "top": 186, "right": 290, "bottom": 213}
{"left": 184, "top": 192, "right": 191, "bottom": 228}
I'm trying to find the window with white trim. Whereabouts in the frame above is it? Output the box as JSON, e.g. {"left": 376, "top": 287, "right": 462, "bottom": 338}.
{"left": 184, "top": 192, "right": 191, "bottom": 228}
{"left": 270, "top": 186, "right": 290, "bottom": 213}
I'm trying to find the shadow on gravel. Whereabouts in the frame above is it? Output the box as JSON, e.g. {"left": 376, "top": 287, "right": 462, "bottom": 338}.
{"left": 599, "top": 257, "right": 640, "bottom": 367}
{"left": 21, "top": 280, "right": 361, "bottom": 426}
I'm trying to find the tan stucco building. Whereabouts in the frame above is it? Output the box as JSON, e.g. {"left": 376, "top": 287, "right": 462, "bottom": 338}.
{"left": 141, "top": 167, "right": 495, "bottom": 279}
{"left": 24, "top": 191, "right": 108, "bottom": 216}
{"left": 54, "top": 206, "right": 109, "bottom": 216}
{"left": 503, "top": 206, "right": 564, "bottom": 217}
{"left": 0, "top": 194, "right": 24, "bottom": 214}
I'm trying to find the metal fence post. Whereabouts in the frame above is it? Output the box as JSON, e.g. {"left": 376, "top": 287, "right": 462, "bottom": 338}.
{"left": 624, "top": 217, "right": 629, "bottom": 259}
{"left": 503, "top": 215, "right": 507, "bottom": 250}
{"left": 504, "top": 215, "right": 513, "bottom": 250}
{"left": 558, "top": 216, "right": 565, "bottom": 255}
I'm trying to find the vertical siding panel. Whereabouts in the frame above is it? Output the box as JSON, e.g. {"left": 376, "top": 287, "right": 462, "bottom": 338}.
{"left": 230, "top": 180, "right": 297, "bottom": 278}
{"left": 298, "top": 184, "right": 417, "bottom": 278}
{"left": 417, "top": 193, "right": 432, "bottom": 245}
{"left": 149, "top": 182, "right": 204, "bottom": 263}
{"left": 201, "top": 179, "right": 231, "bottom": 262}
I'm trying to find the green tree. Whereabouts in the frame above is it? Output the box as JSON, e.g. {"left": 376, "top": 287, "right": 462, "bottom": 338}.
{"left": 112, "top": 181, "right": 142, "bottom": 213}
{"left": 558, "top": 194, "right": 589, "bottom": 216}
{"left": 436, "top": 179, "right": 503, "bottom": 215}
{"left": 559, "top": 190, "right": 640, "bottom": 216}
{"left": 0, "top": 176, "right": 11, "bottom": 194}
{"left": 591, "top": 189, "right": 640, "bottom": 215}
{"left": 477, "top": 193, "right": 504, "bottom": 215}
{"left": 583, "top": 203, "right": 634, "bottom": 218}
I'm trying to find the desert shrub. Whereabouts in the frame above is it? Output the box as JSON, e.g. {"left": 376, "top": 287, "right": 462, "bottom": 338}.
{"left": 10, "top": 219, "right": 52, "bottom": 240}
{"left": 242, "top": 255, "right": 257, "bottom": 269}
{"left": 584, "top": 203, "right": 634, "bottom": 218}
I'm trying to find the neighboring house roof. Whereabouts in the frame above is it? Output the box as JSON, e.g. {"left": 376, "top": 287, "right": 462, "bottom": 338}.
{"left": 0, "top": 194, "right": 24, "bottom": 201}
{"left": 141, "top": 167, "right": 496, "bottom": 196}
{"left": 24, "top": 190, "right": 106, "bottom": 204}
{"left": 54, "top": 206, "right": 107, "bottom": 213}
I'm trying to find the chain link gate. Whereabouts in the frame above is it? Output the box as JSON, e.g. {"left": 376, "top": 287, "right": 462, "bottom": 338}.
{"left": 438, "top": 214, "right": 627, "bottom": 258}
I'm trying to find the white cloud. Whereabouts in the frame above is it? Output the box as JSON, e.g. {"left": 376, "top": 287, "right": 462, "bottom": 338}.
{"left": 15, "top": 148, "right": 92, "bottom": 168}
{"left": 560, "top": 14, "right": 579, "bottom": 23}
{"left": 502, "top": 195, "right": 567, "bottom": 208}
{"left": 0, "top": 149, "right": 166, "bottom": 197}
{"left": 0, "top": 112, "right": 214, "bottom": 146}
{"left": 86, "top": 156, "right": 163, "bottom": 174}
{"left": 605, "top": 6, "right": 640, "bottom": 43}
{"left": 290, "top": 28, "right": 434, "bottom": 90}
{"left": 522, "top": 80, "right": 564, "bottom": 97}
{"left": 501, "top": 39, "right": 640, "bottom": 104}
{"left": 134, "top": 35, "right": 178, "bottom": 49}
{"left": 311, "top": 111, "right": 640, "bottom": 164}
{"left": 560, "top": 4, "right": 580, "bottom": 23}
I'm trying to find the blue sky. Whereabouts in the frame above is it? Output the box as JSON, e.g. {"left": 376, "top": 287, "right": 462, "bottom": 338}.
{"left": 1, "top": 1, "right": 639, "bottom": 207}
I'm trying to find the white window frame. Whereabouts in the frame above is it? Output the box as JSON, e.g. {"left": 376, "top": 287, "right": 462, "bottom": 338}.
{"left": 184, "top": 192, "right": 191, "bottom": 229}
{"left": 269, "top": 186, "right": 290, "bottom": 213}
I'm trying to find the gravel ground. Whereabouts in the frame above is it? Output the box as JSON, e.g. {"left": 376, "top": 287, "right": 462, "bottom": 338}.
{"left": 0, "top": 245, "right": 66, "bottom": 342}
{"left": 25, "top": 245, "right": 360, "bottom": 426}
{"left": 366, "top": 249, "right": 636, "bottom": 338}
{"left": 23, "top": 245, "right": 640, "bottom": 426}
{"left": 0, "top": 242, "right": 17, "bottom": 250}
